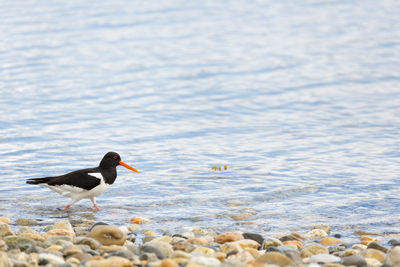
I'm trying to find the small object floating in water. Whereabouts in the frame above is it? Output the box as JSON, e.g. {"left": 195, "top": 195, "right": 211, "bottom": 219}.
{"left": 26, "top": 152, "right": 139, "bottom": 211}
{"left": 211, "top": 164, "right": 228, "bottom": 171}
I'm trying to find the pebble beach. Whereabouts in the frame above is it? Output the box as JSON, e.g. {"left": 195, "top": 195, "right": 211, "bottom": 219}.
{"left": 1, "top": 216, "right": 400, "bottom": 267}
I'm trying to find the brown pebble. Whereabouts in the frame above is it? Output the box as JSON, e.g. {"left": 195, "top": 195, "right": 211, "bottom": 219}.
{"left": 215, "top": 232, "right": 244, "bottom": 244}
{"left": 256, "top": 252, "right": 294, "bottom": 267}
{"left": 45, "top": 229, "right": 75, "bottom": 239}
{"left": 363, "top": 248, "right": 385, "bottom": 263}
{"left": 160, "top": 258, "right": 178, "bottom": 267}
{"left": 0, "top": 218, "right": 11, "bottom": 224}
{"left": 300, "top": 244, "right": 329, "bottom": 258}
{"left": 321, "top": 237, "right": 342, "bottom": 246}
{"left": 88, "top": 225, "right": 126, "bottom": 246}
{"left": 360, "top": 236, "right": 376, "bottom": 246}
{"left": 367, "top": 241, "right": 388, "bottom": 253}
{"left": 283, "top": 240, "right": 303, "bottom": 249}
{"left": 187, "top": 237, "right": 209, "bottom": 246}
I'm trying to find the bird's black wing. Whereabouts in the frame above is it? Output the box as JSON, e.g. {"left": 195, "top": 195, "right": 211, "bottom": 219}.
{"left": 27, "top": 168, "right": 102, "bottom": 191}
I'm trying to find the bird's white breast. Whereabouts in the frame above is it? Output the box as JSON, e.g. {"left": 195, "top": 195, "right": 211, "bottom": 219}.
{"left": 46, "top": 172, "right": 111, "bottom": 201}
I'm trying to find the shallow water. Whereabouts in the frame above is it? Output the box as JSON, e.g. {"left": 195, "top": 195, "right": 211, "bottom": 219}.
{"left": 1, "top": 0, "right": 400, "bottom": 239}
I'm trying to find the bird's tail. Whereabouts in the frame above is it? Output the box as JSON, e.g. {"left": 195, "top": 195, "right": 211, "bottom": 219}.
{"left": 26, "top": 177, "right": 52, "bottom": 185}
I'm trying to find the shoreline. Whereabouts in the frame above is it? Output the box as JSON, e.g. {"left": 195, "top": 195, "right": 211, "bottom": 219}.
{"left": 0, "top": 217, "right": 399, "bottom": 266}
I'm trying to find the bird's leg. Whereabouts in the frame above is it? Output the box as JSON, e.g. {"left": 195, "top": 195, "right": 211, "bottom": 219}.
{"left": 64, "top": 198, "right": 80, "bottom": 211}
{"left": 90, "top": 197, "right": 100, "bottom": 211}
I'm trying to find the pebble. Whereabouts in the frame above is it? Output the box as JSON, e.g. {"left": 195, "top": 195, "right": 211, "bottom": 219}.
{"left": 242, "top": 232, "right": 264, "bottom": 246}
{"left": 256, "top": 251, "right": 294, "bottom": 266}
{"left": 360, "top": 235, "right": 377, "bottom": 245}
{"left": 130, "top": 217, "right": 149, "bottom": 224}
{"left": 306, "top": 254, "right": 341, "bottom": 264}
{"left": 367, "top": 241, "right": 388, "bottom": 253}
{"left": 0, "top": 218, "right": 11, "bottom": 224}
{"left": 305, "top": 229, "right": 328, "bottom": 239}
{"left": 127, "top": 224, "right": 140, "bottom": 233}
{"left": 3, "top": 236, "right": 36, "bottom": 249}
{"left": 18, "top": 232, "right": 45, "bottom": 242}
{"left": 187, "top": 237, "right": 209, "bottom": 246}
{"left": 214, "top": 232, "right": 244, "bottom": 244}
{"left": 0, "top": 223, "right": 13, "bottom": 238}
{"left": 187, "top": 255, "right": 221, "bottom": 266}
{"left": 0, "top": 218, "right": 396, "bottom": 267}
{"left": 160, "top": 258, "right": 178, "bottom": 267}
{"left": 321, "top": 237, "right": 342, "bottom": 246}
{"left": 74, "top": 236, "right": 102, "bottom": 250}
{"left": 172, "top": 240, "right": 196, "bottom": 253}
{"left": 342, "top": 254, "right": 367, "bottom": 266}
{"left": 312, "top": 223, "right": 331, "bottom": 234}
{"left": 385, "top": 246, "right": 400, "bottom": 266}
{"left": 363, "top": 248, "right": 386, "bottom": 263}
{"left": 45, "top": 235, "right": 73, "bottom": 247}
{"left": 301, "top": 244, "right": 329, "bottom": 258}
{"left": 88, "top": 225, "right": 126, "bottom": 245}
{"left": 45, "top": 229, "right": 75, "bottom": 239}
{"left": 283, "top": 240, "right": 303, "bottom": 249}
{"left": 141, "top": 244, "right": 167, "bottom": 259}
{"left": 0, "top": 240, "right": 8, "bottom": 252}
{"left": 226, "top": 250, "right": 255, "bottom": 263}
{"left": 15, "top": 218, "right": 38, "bottom": 226}
{"left": 263, "top": 237, "right": 283, "bottom": 249}
{"left": 38, "top": 253, "right": 65, "bottom": 265}
{"left": 86, "top": 256, "right": 133, "bottom": 267}
{"left": 146, "top": 240, "right": 173, "bottom": 257}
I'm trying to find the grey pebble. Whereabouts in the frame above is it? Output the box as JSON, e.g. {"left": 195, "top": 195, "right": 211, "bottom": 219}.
{"left": 140, "top": 244, "right": 166, "bottom": 259}
{"left": 243, "top": 232, "right": 264, "bottom": 246}
{"left": 341, "top": 254, "right": 367, "bottom": 267}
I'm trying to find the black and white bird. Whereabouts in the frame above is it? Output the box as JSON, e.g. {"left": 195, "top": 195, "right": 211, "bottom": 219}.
{"left": 26, "top": 152, "right": 139, "bottom": 211}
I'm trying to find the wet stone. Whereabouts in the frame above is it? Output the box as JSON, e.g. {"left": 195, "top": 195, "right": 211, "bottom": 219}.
{"left": 0, "top": 223, "right": 14, "bottom": 238}
{"left": 145, "top": 240, "right": 173, "bottom": 258}
{"left": 263, "top": 237, "right": 283, "bottom": 249}
{"left": 363, "top": 248, "right": 385, "bottom": 263}
{"left": 312, "top": 223, "right": 331, "bottom": 234}
{"left": 385, "top": 246, "right": 400, "bottom": 266}
{"left": 74, "top": 236, "right": 102, "bottom": 250}
{"left": 16, "top": 218, "right": 39, "bottom": 226}
{"left": 88, "top": 225, "right": 126, "bottom": 246}
{"left": 141, "top": 244, "right": 167, "bottom": 259}
{"left": 242, "top": 232, "right": 264, "bottom": 246}
{"left": 0, "top": 217, "right": 11, "bottom": 224}
{"left": 3, "top": 236, "right": 36, "bottom": 249}
{"left": 300, "top": 243, "right": 329, "bottom": 258}
{"left": 215, "top": 232, "right": 244, "bottom": 244}
{"left": 38, "top": 253, "right": 65, "bottom": 266}
{"left": 305, "top": 229, "right": 328, "bottom": 239}
{"left": 341, "top": 254, "right": 367, "bottom": 267}
{"left": 367, "top": 241, "right": 388, "bottom": 253}
{"left": 172, "top": 239, "right": 196, "bottom": 253}
{"left": 388, "top": 239, "right": 400, "bottom": 247}
{"left": 0, "top": 240, "right": 8, "bottom": 252}
{"left": 256, "top": 251, "right": 294, "bottom": 267}
{"left": 307, "top": 254, "right": 341, "bottom": 264}
{"left": 45, "top": 235, "right": 73, "bottom": 247}
{"left": 88, "top": 222, "right": 109, "bottom": 231}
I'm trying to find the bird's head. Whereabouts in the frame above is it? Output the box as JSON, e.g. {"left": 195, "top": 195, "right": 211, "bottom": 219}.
{"left": 100, "top": 152, "right": 139, "bottom": 173}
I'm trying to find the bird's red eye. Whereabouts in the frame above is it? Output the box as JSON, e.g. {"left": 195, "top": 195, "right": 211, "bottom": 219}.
{"left": 113, "top": 155, "right": 118, "bottom": 159}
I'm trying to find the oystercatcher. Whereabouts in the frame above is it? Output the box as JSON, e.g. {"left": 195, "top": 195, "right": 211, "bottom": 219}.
{"left": 26, "top": 152, "right": 139, "bottom": 211}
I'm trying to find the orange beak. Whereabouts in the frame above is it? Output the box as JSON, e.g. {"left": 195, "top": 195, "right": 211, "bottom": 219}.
{"left": 119, "top": 161, "right": 140, "bottom": 173}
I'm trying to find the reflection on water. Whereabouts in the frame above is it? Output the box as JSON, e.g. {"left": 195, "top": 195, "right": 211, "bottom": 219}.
{"left": 1, "top": 0, "right": 400, "bottom": 239}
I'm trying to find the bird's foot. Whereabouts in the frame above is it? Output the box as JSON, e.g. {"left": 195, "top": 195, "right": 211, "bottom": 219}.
{"left": 64, "top": 205, "right": 71, "bottom": 211}
{"left": 93, "top": 204, "right": 100, "bottom": 211}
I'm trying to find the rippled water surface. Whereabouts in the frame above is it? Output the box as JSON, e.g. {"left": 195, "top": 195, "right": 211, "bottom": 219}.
{"left": 1, "top": 1, "right": 400, "bottom": 238}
